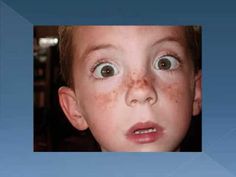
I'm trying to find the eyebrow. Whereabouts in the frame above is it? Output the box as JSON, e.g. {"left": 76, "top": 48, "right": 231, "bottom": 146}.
{"left": 151, "top": 36, "right": 185, "bottom": 48}
{"left": 80, "top": 36, "right": 185, "bottom": 60}
{"left": 80, "top": 44, "right": 118, "bottom": 60}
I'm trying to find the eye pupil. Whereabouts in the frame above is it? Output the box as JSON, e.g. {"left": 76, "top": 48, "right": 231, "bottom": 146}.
{"left": 158, "top": 58, "right": 171, "bottom": 70}
{"left": 101, "top": 65, "right": 114, "bottom": 77}
{"left": 93, "top": 62, "right": 119, "bottom": 79}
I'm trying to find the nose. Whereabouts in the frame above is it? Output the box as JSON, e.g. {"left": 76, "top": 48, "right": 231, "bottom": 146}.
{"left": 125, "top": 78, "right": 157, "bottom": 107}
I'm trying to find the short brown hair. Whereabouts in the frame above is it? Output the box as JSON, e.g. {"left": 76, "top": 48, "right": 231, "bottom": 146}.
{"left": 58, "top": 26, "right": 74, "bottom": 87}
{"left": 58, "top": 26, "right": 201, "bottom": 87}
{"left": 185, "top": 26, "right": 201, "bottom": 72}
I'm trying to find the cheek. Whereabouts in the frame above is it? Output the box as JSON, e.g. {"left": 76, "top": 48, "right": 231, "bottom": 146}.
{"left": 160, "top": 83, "right": 193, "bottom": 135}
{"left": 94, "top": 89, "right": 119, "bottom": 110}
{"left": 160, "top": 81, "right": 194, "bottom": 129}
{"left": 164, "top": 84, "right": 185, "bottom": 104}
{"left": 158, "top": 74, "right": 194, "bottom": 105}
{"left": 79, "top": 88, "right": 120, "bottom": 137}
{"left": 78, "top": 80, "right": 123, "bottom": 114}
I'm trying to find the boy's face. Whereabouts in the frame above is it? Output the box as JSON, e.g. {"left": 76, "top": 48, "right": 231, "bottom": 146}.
{"left": 59, "top": 26, "right": 201, "bottom": 152}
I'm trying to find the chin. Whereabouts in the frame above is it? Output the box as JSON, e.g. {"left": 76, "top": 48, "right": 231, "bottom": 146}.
{"left": 101, "top": 143, "right": 180, "bottom": 152}
{"left": 123, "top": 144, "right": 170, "bottom": 152}
{"left": 132, "top": 144, "right": 181, "bottom": 152}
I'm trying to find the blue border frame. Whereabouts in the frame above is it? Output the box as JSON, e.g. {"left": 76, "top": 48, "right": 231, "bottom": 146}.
{"left": 1, "top": 0, "right": 236, "bottom": 176}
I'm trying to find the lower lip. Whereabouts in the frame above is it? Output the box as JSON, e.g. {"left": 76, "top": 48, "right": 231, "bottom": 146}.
{"left": 126, "top": 131, "right": 163, "bottom": 144}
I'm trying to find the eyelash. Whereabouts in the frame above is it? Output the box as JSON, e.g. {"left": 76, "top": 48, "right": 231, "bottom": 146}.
{"left": 89, "top": 59, "right": 119, "bottom": 80}
{"left": 154, "top": 52, "right": 182, "bottom": 70}
{"left": 90, "top": 59, "right": 108, "bottom": 73}
{"left": 159, "top": 52, "right": 182, "bottom": 63}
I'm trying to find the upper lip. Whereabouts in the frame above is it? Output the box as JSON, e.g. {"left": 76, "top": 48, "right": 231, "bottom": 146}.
{"left": 126, "top": 121, "right": 164, "bottom": 136}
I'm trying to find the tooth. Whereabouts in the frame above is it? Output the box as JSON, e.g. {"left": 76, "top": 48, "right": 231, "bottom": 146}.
{"left": 134, "top": 128, "right": 157, "bottom": 135}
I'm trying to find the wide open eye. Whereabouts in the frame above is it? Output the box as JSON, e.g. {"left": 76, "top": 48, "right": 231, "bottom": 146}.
{"left": 154, "top": 55, "right": 180, "bottom": 70}
{"left": 93, "top": 62, "right": 119, "bottom": 79}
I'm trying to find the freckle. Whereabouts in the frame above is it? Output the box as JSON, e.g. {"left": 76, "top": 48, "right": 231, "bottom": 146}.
{"left": 143, "top": 79, "right": 149, "bottom": 86}
{"left": 165, "top": 85, "right": 174, "bottom": 99}
{"left": 127, "top": 75, "right": 152, "bottom": 89}
{"left": 165, "top": 84, "right": 182, "bottom": 102}
{"left": 95, "top": 90, "right": 119, "bottom": 109}
{"left": 136, "top": 79, "right": 147, "bottom": 88}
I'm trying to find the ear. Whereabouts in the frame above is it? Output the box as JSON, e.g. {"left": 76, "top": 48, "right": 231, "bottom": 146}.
{"left": 58, "top": 86, "right": 88, "bottom": 130}
{"left": 192, "top": 71, "right": 202, "bottom": 116}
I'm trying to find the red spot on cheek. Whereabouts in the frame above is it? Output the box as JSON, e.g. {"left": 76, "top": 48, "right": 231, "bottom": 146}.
{"left": 165, "top": 84, "right": 183, "bottom": 103}
{"left": 94, "top": 90, "right": 118, "bottom": 109}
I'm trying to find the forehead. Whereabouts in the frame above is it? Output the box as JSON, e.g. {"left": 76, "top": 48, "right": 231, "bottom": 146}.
{"left": 72, "top": 26, "right": 186, "bottom": 43}
{"left": 72, "top": 26, "right": 185, "bottom": 36}
{"left": 71, "top": 26, "right": 187, "bottom": 54}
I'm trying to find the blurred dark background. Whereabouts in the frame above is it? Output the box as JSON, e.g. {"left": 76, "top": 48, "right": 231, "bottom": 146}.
{"left": 33, "top": 26, "right": 201, "bottom": 152}
{"left": 34, "top": 26, "right": 100, "bottom": 151}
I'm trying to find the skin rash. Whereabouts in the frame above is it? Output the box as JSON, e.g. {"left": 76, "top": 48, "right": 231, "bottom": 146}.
{"left": 92, "top": 71, "right": 190, "bottom": 114}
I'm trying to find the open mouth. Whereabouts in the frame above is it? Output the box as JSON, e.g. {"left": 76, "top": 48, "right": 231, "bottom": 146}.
{"left": 133, "top": 127, "right": 157, "bottom": 134}
{"left": 126, "top": 121, "right": 164, "bottom": 144}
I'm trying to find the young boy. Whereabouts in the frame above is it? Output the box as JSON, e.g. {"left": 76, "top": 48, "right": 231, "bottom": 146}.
{"left": 58, "top": 26, "right": 201, "bottom": 152}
